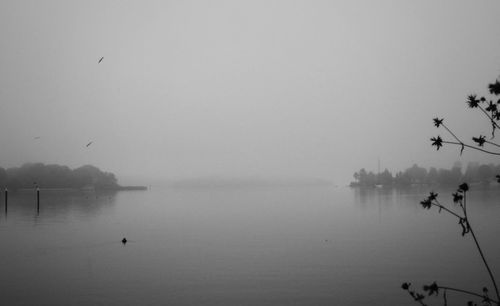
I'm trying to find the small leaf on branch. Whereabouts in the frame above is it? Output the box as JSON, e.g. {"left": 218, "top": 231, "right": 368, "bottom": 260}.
{"left": 428, "top": 192, "right": 438, "bottom": 201}
{"left": 420, "top": 198, "right": 432, "bottom": 209}
{"left": 482, "top": 287, "right": 492, "bottom": 305}
{"left": 431, "top": 136, "right": 443, "bottom": 150}
{"left": 489, "top": 79, "right": 500, "bottom": 95}
{"left": 458, "top": 183, "right": 469, "bottom": 192}
{"left": 415, "top": 293, "right": 425, "bottom": 301}
{"left": 452, "top": 192, "right": 463, "bottom": 203}
{"left": 467, "top": 95, "right": 480, "bottom": 108}
{"left": 472, "top": 135, "right": 486, "bottom": 147}
{"left": 486, "top": 101, "right": 497, "bottom": 112}
{"left": 423, "top": 282, "right": 439, "bottom": 296}
{"left": 433, "top": 117, "right": 444, "bottom": 127}
{"left": 420, "top": 192, "right": 438, "bottom": 210}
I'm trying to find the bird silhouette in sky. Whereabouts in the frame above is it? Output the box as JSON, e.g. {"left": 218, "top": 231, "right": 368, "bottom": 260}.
{"left": 98, "top": 57, "right": 104, "bottom": 64}
{"left": 86, "top": 141, "right": 93, "bottom": 147}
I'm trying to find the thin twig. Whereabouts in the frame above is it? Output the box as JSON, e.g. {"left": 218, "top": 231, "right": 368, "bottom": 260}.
{"left": 485, "top": 140, "right": 500, "bottom": 148}
{"left": 431, "top": 200, "right": 463, "bottom": 219}
{"left": 441, "top": 123, "right": 463, "bottom": 144}
{"left": 430, "top": 191, "right": 499, "bottom": 303}
{"left": 442, "top": 141, "right": 500, "bottom": 156}
{"left": 438, "top": 286, "right": 498, "bottom": 304}
{"left": 467, "top": 222, "right": 500, "bottom": 303}
{"left": 460, "top": 191, "right": 500, "bottom": 303}
{"left": 478, "top": 105, "right": 500, "bottom": 131}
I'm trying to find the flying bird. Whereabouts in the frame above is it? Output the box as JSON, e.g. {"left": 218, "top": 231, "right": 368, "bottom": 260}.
{"left": 98, "top": 57, "right": 104, "bottom": 64}
{"left": 86, "top": 141, "right": 93, "bottom": 147}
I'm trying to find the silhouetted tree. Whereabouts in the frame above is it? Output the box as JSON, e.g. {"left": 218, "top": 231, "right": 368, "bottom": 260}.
{"left": 404, "top": 75, "right": 500, "bottom": 305}
{"left": 358, "top": 168, "right": 368, "bottom": 185}
{"left": 464, "top": 162, "right": 480, "bottom": 183}
{"left": 353, "top": 172, "right": 359, "bottom": 183}
{"left": 366, "top": 171, "right": 377, "bottom": 186}
{"left": 352, "top": 162, "right": 500, "bottom": 188}
{"left": 426, "top": 167, "right": 439, "bottom": 185}
{"left": 405, "top": 164, "right": 428, "bottom": 184}
{"left": 72, "top": 165, "right": 118, "bottom": 189}
{"left": 378, "top": 169, "right": 394, "bottom": 186}
{"left": 3, "top": 163, "right": 119, "bottom": 191}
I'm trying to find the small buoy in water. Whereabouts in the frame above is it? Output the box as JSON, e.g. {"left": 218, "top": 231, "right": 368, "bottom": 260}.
{"left": 122, "top": 238, "right": 127, "bottom": 244}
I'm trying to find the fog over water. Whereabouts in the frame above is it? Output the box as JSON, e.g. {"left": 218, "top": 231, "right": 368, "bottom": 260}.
{"left": 1, "top": 186, "right": 500, "bottom": 305}
{"left": 1, "top": 1, "right": 500, "bottom": 184}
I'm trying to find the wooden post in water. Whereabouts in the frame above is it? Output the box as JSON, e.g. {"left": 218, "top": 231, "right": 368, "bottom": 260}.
{"left": 4, "top": 188, "right": 7, "bottom": 213}
{"left": 36, "top": 187, "right": 40, "bottom": 214}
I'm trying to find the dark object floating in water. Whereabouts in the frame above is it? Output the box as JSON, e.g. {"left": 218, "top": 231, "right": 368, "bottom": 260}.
{"left": 122, "top": 238, "right": 127, "bottom": 244}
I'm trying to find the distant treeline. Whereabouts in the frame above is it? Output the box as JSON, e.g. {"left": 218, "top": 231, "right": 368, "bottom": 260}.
{"left": 351, "top": 162, "right": 500, "bottom": 188}
{"left": 0, "top": 163, "right": 119, "bottom": 191}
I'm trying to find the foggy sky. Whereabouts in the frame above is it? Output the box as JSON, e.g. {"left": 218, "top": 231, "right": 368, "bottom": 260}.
{"left": 1, "top": 1, "right": 500, "bottom": 185}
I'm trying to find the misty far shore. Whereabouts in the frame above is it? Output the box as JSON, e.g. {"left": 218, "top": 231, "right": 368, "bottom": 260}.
{"left": 12, "top": 186, "right": 147, "bottom": 193}
{"left": 0, "top": 163, "right": 146, "bottom": 192}
{"left": 351, "top": 161, "right": 500, "bottom": 189}
{"left": 0, "top": 162, "right": 335, "bottom": 192}
{"left": 162, "top": 177, "right": 334, "bottom": 188}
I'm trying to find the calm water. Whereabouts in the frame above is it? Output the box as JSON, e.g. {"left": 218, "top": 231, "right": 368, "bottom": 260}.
{"left": 0, "top": 185, "right": 499, "bottom": 305}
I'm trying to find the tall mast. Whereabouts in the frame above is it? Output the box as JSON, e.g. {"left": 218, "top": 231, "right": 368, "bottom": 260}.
{"left": 376, "top": 157, "right": 381, "bottom": 185}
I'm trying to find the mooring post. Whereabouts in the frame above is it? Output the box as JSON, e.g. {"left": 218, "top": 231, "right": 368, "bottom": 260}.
{"left": 37, "top": 187, "right": 40, "bottom": 214}
{"left": 4, "top": 187, "right": 7, "bottom": 213}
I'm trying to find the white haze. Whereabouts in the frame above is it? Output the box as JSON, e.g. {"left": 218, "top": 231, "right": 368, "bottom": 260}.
{"left": 1, "top": 1, "right": 500, "bottom": 186}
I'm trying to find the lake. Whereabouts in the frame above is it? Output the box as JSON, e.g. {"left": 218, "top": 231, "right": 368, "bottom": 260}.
{"left": 1, "top": 185, "right": 499, "bottom": 305}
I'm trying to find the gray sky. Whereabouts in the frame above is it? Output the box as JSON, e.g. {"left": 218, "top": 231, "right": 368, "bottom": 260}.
{"left": 1, "top": 1, "right": 500, "bottom": 185}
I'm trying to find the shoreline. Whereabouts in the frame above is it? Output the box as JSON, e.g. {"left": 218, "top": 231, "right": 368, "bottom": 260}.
{"left": 10, "top": 185, "right": 148, "bottom": 193}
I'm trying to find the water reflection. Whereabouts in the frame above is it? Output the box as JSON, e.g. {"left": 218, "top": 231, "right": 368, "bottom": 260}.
{"left": 353, "top": 187, "right": 397, "bottom": 206}
{"left": 350, "top": 185, "right": 499, "bottom": 207}
{"left": 0, "top": 186, "right": 498, "bottom": 306}
{"left": 1, "top": 190, "right": 118, "bottom": 223}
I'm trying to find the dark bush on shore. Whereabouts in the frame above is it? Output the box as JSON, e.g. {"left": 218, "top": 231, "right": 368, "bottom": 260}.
{"left": 351, "top": 162, "right": 500, "bottom": 188}
{"left": 0, "top": 163, "right": 118, "bottom": 191}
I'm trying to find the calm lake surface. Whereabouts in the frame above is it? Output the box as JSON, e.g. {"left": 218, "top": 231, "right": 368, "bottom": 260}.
{"left": 1, "top": 185, "right": 499, "bottom": 305}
